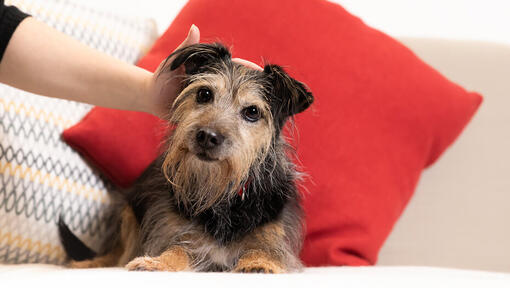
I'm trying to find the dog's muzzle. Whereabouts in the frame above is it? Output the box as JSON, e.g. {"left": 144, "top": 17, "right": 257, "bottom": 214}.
{"left": 196, "top": 128, "right": 225, "bottom": 149}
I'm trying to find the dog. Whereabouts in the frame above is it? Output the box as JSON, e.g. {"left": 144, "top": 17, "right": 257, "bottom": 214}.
{"left": 58, "top": 43, "right": 314, "bottom": 273}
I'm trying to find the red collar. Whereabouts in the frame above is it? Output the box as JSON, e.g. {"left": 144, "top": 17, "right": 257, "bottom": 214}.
{"left": 237, "top": 178, "right": 252, "bottom": 200}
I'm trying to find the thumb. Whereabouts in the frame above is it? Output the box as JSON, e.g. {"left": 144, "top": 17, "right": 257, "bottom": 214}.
{"left": 175, "top": 24, "right": 200, "bottom": 51}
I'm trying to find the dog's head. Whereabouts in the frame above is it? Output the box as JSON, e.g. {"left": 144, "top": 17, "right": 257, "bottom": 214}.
{"left": 159, "top": 43, "right": 313, "bottom": 212}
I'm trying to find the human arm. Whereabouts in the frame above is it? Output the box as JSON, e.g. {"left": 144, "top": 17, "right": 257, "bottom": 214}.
{"left": 0, "top": 16, "right": 160, "bottom": 115}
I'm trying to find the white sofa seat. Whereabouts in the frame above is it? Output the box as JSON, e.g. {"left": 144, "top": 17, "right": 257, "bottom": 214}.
{"left": 1, "top": 264, "right": 510, "bottom": 288}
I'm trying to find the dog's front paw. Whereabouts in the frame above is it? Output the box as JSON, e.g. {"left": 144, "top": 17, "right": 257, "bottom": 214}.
{"left": 233, "top": 251, "right": 285, "bottom": 274}
{"left": 126, "top": 254, "right": 190, "bottom": 272}
{"left": 126, "top": 256, "right": 164, "bottom": 271}
{"left": 234, "top": 265, "right": 282, "bottom": 273}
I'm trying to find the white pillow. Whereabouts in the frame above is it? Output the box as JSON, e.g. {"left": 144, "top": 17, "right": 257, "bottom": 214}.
{"left": 0, "top": 0, "right": 157, "bottom": 264}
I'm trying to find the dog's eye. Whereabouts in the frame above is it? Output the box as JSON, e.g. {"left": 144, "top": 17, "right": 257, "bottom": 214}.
{"left": 196, "top": 88, "right": 213, "bottom": 104}
{"left": 241, "top": 106, "right": 261, "bottom": 122}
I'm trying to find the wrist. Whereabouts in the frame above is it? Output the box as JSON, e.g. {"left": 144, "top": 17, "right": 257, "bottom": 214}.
{"left": 131, "top": 68, "right": 154, "bottom": 115}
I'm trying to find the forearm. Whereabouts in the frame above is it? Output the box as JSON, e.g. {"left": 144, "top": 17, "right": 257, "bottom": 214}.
{"left": 0, "top": 17, "right": 152, "bottom": 113}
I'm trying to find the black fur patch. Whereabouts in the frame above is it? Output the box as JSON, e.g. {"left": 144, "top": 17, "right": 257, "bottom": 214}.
{"left": 159, "top": 43, "right": 232, "bottom": 76}
{"left": 263, "top": 64, "right": 314, "bottom": 132}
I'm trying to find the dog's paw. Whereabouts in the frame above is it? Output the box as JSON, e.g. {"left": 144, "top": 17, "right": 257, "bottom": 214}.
{"left": 235, "top": 265, "right": 281, "bottom": 273}
{"left": 125, "top": 256, "right": 164, "bottom": 271}
{"left": 233, "top": 254, "right": 285, "bottom": 274}
{"left": 126, "top": 255, "right": 189, "bottom": 272}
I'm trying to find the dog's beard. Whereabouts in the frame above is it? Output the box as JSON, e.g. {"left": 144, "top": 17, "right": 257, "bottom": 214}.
{"left": 162, "top": 141, "right": 249, "bottom": 215}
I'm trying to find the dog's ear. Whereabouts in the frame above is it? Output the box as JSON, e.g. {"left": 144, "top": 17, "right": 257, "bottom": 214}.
{"left": 166, "top": 43, "right": 231, "bottom": 75}
{"left": 264, "top": 65, "right": 314, "bottom": 119}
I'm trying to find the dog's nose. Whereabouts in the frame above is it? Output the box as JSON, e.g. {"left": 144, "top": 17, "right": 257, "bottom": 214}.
{"left": 196, "top": 128, "right": 224, "bottom": 149}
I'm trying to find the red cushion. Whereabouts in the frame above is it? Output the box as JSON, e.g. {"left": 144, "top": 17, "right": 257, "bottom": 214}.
{"left": 62, "top": 0, "right": 482, "bottom": 266}
{"left": 63, "top": 107, "right": 165, "bottom": 188}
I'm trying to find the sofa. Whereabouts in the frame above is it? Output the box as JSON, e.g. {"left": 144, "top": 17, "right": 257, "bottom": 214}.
{"left": 1, "top": 0, "right": 509, "bottom": 287}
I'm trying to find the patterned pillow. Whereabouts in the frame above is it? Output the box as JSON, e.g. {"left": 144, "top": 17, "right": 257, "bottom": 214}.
{"left": 0, "top": 0, "right": 157, "bottom": 264}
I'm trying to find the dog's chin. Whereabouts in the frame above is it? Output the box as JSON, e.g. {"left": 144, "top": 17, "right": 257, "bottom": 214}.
{"left": 195, "top": 152, "right": 219, "bottom": 162}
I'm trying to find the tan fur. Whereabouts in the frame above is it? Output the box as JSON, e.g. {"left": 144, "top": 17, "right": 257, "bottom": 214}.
{"left": 238, "top": 222, "right": 288, "bottom": 272}
{"left": 233, "top": 250, "right": 284, "bottom": 274}
{"left": 125, "top": 246, "right": 191, "bottom": 271}
{"left": 252, "top": 223, "right": 286, "bottom": 247}
{"left": 117, "top": 207, "right": 140, "bottom": 266}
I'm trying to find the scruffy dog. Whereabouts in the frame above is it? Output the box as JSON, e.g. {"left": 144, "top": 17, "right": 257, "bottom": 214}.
{"left": 58, "top": 43, "right": 314, "bottom": 273}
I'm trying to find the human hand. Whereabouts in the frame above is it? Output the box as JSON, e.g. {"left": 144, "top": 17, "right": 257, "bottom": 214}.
{"left": 142, "top": 25, "right": 263, "bottom": 118}
{"left": 141, "top": 24, "right": 200, "bottom": 118}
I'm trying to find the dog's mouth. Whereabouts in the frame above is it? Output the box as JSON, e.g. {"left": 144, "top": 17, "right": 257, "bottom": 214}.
{"left": 195, "top": 152, "right": 219, "bottom": 162}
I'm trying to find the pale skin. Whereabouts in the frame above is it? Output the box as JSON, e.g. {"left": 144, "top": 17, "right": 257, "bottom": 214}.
{"left": 0, "top": 17, "right": 262, "bottom": 118}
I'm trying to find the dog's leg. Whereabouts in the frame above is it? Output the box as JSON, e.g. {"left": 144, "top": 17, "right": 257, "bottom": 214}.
{"left": 116, "top": 206, "right": 140, "bottom": 266}
{"left": 233, "top": 222, "right": 287, "bottom": 274}
{"left": 125, "top": 246, "right": 191, "bottom": 271}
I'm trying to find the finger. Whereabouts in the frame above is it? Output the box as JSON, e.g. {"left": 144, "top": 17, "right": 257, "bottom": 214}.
{"left": 232, "top": 58, "right": 263, "bottom": 71}
{"left": 157, "top": 25, "right": 200, "bottom": 74}
{"left": 175, "top": 24, "right": 200, "bottom": 51}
